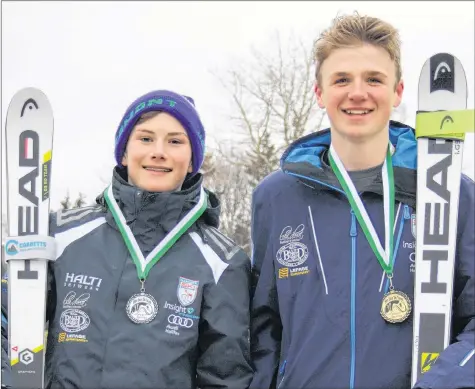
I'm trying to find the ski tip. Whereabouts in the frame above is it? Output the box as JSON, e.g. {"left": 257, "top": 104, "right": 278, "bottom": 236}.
{"left": 8, "top": 87, "right": 49, "bottom": 101}
{"left": 418, "top": 52, "right": 468, "bottom": 111}
{"left": 5, "top": 87, "right": 53, "bottom": 121}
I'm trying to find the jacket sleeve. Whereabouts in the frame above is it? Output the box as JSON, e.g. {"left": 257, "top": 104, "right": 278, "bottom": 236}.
{"left": 249, "top": 187, "right": 283, "bottom": 389}
{"left": 414, "top": 175, "right": 475, "bottom": 389}
{"left": 196, "top": 248, "right": 253, "bottom": 389}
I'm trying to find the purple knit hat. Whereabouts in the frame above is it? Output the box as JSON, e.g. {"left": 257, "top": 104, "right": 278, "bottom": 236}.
{"left": 114, "top": 90, "right": 205, "bottom": 177}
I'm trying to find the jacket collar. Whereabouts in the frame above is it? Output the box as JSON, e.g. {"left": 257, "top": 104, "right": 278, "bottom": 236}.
{"left": 96, "top": 167, "right": 220, "bottom": 236}
{"left": 280, "top": 121, "right": 418, "bottom": 208}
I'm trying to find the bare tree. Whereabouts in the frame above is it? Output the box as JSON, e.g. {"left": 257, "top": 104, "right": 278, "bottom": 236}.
{"left": 214, "top": 31, "right": 326, "bottom": 182}
{"left": 202, "top": 149, "right": 253, "bottom": 254}
{"left": 208, "top": 31, "right": 327, "bottom": 250}
{"left": 59, "top": 192, "right": 87, "bottom": 210}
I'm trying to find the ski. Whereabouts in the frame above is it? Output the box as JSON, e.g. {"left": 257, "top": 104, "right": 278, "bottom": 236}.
{"left": 4, "top": 88, "right": 55, "bottom": 389}
{"left": 411, "top": 53, "right": 474, "bottom": 386}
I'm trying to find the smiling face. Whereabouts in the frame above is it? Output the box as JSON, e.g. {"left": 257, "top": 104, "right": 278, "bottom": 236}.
{"left": 121, "top": 112, "right": 192, "bottom": 192}
{"left": 315, "top": 43, "right": 404, "bottom": 143}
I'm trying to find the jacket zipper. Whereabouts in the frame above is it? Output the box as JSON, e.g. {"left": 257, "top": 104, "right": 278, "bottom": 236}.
{"left": 460, "top": 348, "right": 475, "bottom": 367}
{"left": 277, "top": 359, "right": 287, "bottom": 388}
{"left": 350, "top": 210, "right": 357, "bottom": 389}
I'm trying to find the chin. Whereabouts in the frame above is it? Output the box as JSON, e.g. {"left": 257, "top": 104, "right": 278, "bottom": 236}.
{"left": 336, "top": 125, "right": 383, "bottom": 142}
{"left": 138, "top": 181, "right": 181, "bottom": 193}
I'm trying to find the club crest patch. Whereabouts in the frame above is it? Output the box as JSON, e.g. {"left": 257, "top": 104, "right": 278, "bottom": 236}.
{"left": 177, "top": 277, "right": 199, "bottom": 306}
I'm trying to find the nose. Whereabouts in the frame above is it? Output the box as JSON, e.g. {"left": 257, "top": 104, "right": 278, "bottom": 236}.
{"left": 150, "top": 140, "right": 166, "bottom": 160}
{"left": 347, "top": 78, "right": 368, "bottom": 102}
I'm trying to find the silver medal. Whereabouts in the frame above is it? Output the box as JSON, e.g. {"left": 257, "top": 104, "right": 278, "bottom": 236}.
{"left": 126, "top": 293, "right": 158, "bottom": 324}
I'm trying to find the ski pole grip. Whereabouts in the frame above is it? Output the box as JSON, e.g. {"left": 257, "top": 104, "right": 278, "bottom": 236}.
{"left": 4, "top": 235, "right": 56, "bottom": 262}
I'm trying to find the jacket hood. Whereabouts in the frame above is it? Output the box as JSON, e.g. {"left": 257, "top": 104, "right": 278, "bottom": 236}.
{"left": 280, "top": 120, "right": 418, "bottom": 208}
{"left": 281, "top": 120, "right": 417, "bottom": 171}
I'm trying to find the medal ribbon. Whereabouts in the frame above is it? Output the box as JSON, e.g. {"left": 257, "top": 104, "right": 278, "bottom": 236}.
{"left": 104, "top": 185, "right": 208, "bottom": 281}
{"left": 329, "top": 142, "right": 395, "bottom": 275}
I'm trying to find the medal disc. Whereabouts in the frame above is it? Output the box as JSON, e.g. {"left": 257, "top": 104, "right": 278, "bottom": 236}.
{"left": 126, "top": 292, "right": 158, "bottom": 324}
{"left": 381, "top": 289, "right": 412, "bottom": 323}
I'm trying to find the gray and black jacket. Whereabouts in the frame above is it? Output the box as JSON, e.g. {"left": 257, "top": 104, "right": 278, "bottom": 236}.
{"left": 2, "top": 168, "right": 253, "bottom": 389}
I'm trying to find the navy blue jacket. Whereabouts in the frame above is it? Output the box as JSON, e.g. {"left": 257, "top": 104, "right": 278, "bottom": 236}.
{"left": 249, "top": 121, "right": 475, "bottom": 389}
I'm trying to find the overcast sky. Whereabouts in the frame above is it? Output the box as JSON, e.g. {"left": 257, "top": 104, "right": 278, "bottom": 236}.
{"left": 1, "top": 1, "right": 474, "bottom": 215}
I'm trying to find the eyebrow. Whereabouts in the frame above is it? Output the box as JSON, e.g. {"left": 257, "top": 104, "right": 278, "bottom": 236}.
{"left": 331, "top": 71, "right": 388, "bottom": 78}
{"left": 366, "top": 71, "right": 388, "bottom": 78}
{"left": 167, "top": 131, "right": 188, "bottom": 137}
{"left": 135, "top": 129, "right": 188, "bottom": 137}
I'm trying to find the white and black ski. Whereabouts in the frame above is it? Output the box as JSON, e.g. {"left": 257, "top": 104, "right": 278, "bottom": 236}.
{"left": 411, "top": 53, "right": 473, "bottom": 386}
{"left": 4, "top": 88, "right": 55, "bottom": 389}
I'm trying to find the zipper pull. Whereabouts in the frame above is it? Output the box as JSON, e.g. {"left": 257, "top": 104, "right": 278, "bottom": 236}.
{"left": 403, "top": 204, "right": 411, "bottom": 220}
{"left": 279, "top": 360, "right": 287, "bottom": 375}
{"left": 350, "top": 209, "right": 357, "bottom": 237}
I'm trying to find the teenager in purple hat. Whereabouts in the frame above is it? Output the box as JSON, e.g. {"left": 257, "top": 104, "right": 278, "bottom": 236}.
{"left": 1, "top": 90, "right": 253, "bottom": 389}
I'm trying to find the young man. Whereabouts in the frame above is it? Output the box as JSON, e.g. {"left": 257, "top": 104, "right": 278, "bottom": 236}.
{"left": 1, "top": 90, "right": 253, "bottom": 389}
{"left": 249, "top": 14, "right": 474, "bottom": 389}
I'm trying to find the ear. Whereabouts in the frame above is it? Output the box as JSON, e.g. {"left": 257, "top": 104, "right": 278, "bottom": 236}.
{"left": 314, "top": 82, "right": 325, "bottom": 109}
{"left": 393, "top": 79, "right": 404, "bottom": 108}
{"left": 121, "top": 152, "right": 128, "bottom": 167}
{"left": 187, "top": 160, "right": 193, "bottom": 173}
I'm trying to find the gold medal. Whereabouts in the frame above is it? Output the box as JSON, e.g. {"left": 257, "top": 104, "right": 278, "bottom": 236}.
{"left": 381, "top": 289, "right": 412, "bottom": 323}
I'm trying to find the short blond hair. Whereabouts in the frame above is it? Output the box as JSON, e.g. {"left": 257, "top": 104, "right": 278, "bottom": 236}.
{"left": 314, "top": 12, "right": 402, "bottom": 87}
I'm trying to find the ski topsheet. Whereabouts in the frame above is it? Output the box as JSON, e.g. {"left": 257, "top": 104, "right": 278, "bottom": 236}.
{"left": 5, "top": 88, "right": 55, "bottom": 389}
{"left": 411, "top": 54, "right": 473, "bottom": 386}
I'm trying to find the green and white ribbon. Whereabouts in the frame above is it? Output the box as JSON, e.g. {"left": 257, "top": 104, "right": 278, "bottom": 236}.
{"left": 104, "top": 185, "right": 208, "bottom": 280}
{"left": 329, "top": 143, "right": 395, "bottom": 274}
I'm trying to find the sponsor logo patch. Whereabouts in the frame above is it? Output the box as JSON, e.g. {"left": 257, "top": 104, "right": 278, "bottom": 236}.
{"left": 168, "top": 314, "right": 194, "bottom": 328}
{"left": 276, "top": 224, "right": 310, "bottom": 275}
{"left": 58, "top": 332, "right": 88, "bottom": 343}
{"left": 63, "top": 291, "right": 90, "bottom": 309}
{"left": 60, "top": 309, "right": 90, "bottom": 333}
{"left": 64, "top": 273, "right": 102, "bottom": 291}
{"left": 276, "top": 242, "right": 309, "bottom": 267}
{"left": 164, "top": 301, "right": 200, "bottom": 320}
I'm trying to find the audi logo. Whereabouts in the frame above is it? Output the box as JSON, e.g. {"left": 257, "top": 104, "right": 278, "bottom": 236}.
{"left": 168, "top": 315, "right": 193, "bottom": 328}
